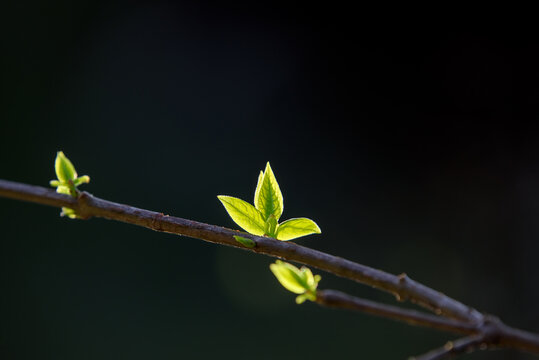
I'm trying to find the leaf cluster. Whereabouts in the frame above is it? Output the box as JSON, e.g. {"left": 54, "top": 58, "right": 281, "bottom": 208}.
{"left": 218, "top": 162, "right": 321, "bottom": 241}
{"left": 270, "top": 260, "right": 321, "bottom": 304}
{"left": 49, "top": 151, "right": 90, "bottom": 218}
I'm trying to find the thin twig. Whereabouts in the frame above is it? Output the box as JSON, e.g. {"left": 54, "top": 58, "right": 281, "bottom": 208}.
{"left": 316, "top": 290, "right": 539, "bottom": 356}
{"left": 316, "top": 290, "right": 477, "bottom": 335}
{"left": 2, "top": 178, "right": 539, "bottom": 357}
{"left": 411, "top": 335, "right": 488, "bottom": 360}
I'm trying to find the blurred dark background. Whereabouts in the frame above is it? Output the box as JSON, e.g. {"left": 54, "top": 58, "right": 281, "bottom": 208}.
{"left": 1, "top": 2, "right": 539, "bottom": 359}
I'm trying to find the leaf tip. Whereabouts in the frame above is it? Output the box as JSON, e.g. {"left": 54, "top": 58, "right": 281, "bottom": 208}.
{"left": 216, "top": 195, "right": 228, "bottom": 207}
{"left": 216, "top": 195, "right": 228, "bottom": 203}
{"left": 264, "top": 161, "right": 273, "bottom": 174}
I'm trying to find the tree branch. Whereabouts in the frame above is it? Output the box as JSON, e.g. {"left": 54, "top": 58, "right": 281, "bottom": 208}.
{"left": 317, "top": 290, "right": 539, "bottom": 356}
{"left": 2, "top": 178, "right": 539, "bottom": 357}
{"left": 316, "top": 290, "right": 477, "bottom": 335}
{"left": 0, "top": 179, "right": 479, "bottom": 321}
{"left": 411, "top": 335, "right": 488, "bottom": 360}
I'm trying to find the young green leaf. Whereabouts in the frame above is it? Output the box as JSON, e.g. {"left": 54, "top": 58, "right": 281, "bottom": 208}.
{"left": 55, "top": 151, "right": 77, "bottom": 182}
{"left": 56, "top": 185, "right": 73, "bottom": 196}
{"left": 301, "top": 267, "right": 321, "bottom": 291}
{"left": 269, "top": 260, "right": 321, "bottom": 304}
{"left": 50, "top": 152, "right": 90, "bottom": 196}
{"left": 269, "top": 260, "right": 307, "bottom": 294}
{"left": 73, "top": 175, "right": 90, "bottom": 186}
{"left": 217, "top": 195, "right": 266, "bottom": 236}
{"left": 255, "top": 162, "right": 284, "bottom": 221}
{"left": 61, "top": 207, "right": 79, "bottom": 219}
{"left": 49, "top": 151, "right": 90, "bottom": 219}
{"left": 275, "top": 218, "right": 322, "bottom": 241}
{"left": 295, "top": 293, "right": 311, "bottom": 304}
{"left": 233, "top": 235, "right": 256, "bottom": 248}
{"left": 218, "top": 162, "right": 321, "bottom": 241}
{"left": 264, "top": 214, "right": 278, "bottom": 238}
{"left": 253, "top": 170, "right": 264, "bottom": 206}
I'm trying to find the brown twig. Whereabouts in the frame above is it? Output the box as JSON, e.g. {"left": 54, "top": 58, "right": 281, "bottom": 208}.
{"left": 317, "top": 290, "right": 539, "bottom": 357}
{"left": 411, "top": 335, "right": 488, "bottom": 360}
{"left": 315, "top": 290, "right": 477, "bottom": 335}
{"left": 1, "top": 178, "right": 539, "bottom": 357}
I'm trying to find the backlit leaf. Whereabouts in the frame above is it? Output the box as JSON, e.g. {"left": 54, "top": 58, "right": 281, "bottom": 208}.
{"left": 276, "top": 217, "right": 321, "bottom": 241}
{"left": 54, "top": 151, "right": 77, "bottom": 182}
{"left": 264, "top": 214, "right": 278, "bottom": 238}
{"left": 269, "top": 260, "right": 306, "bottom": 294}
{"left": 295, "top": 293, "right": 309, "bottom": 304}
{"left": 73, "top": 175, "right": 90, "bottom": 186}
{"left": 253, "top": 170, "right": 264, "bottom": 206}
{"left": 255, "top": 162, "right": 283, "bottom": 221}
{"left": 217, "top": 195, "right": 265, "bottom": 236}
{"left": 61, "top": 207, "right": 79, "bottom": 219}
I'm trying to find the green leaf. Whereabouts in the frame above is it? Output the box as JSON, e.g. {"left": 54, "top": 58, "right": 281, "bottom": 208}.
{"left": 264, "top": 214, "right": 278, "bottom": 238}
{"left": 300, "top": 267, "right": 321, "bottom": 292}
{"left": 276, "top": 217, "right": 321, "bottom": 241}
{"left": 301, "top": 267, "right": 315, "bottom": 287}
{"left": 255, "top": 162, "right": 284, "bottom": 221}
{"left": 295, "top": 293, "right": 309, "bottom": 304}
{"left": 253, "top": 170, "right": 264, "bottom": 205}
{"left": 61, "top": 207, "right": 79, "bottom": 219}
{"left": 73, "top": 175, "right": 90, "bottom": 186}
{"left": 55, "top": 151, "right": 77, "bottom": 182}
{"left": 56, "top": 184, "right": 76, "bottom": 197}
{"left": 270, "top": 260, "right": 321, "bottom": 304}
{"left": 295, "top": 292, "right": 316, "bottom": 304}
{"left": 49, "top": 150, "right": 90, "bottom": 219}
{"left": 233, "top": 235, "right": 256, "bottom": 248}
{"left": 269, "top": 260, "right": 306, "bottom": 294}
{"left": 217, "top": 195, "right": 266, "bottom": 236}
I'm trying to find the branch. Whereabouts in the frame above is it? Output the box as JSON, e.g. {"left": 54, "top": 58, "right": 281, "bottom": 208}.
{"left": 317, "top": 290, "right": 539, "bottom": 357}
{"left": 411, "top": 335, "right": 488, "bottom": 360}
{"left": 2, "top": 178, "right": 539, "bottom": 357}
{"left": 316, "top": 290, "right": 539, "bottom": 360}
{"left": 0, "top": 179, "right": 479, "bottom": 321}
{"left": 316, "top": 290, "right": 477, "bottom": 335}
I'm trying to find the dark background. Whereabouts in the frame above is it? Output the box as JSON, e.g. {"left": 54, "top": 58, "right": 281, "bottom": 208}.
{"left": 1, "top": 2, "right": 539, "bottom": 359}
